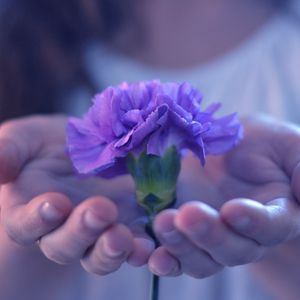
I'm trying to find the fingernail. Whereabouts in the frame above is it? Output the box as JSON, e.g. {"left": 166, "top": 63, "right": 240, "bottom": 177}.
{"left": 41, "top": 202, "right": 64, "bottom": 222}
{"left": 161, "top": 230, "right": 183, "bottom": 244}
{"left": 232, "top": 216, "right": 252, "bottom": 230}
{"left": 84, "top": 210, "right": 107, "bottom": 230}
{"left": 156, "top": 221, "right": 182, "bottom": 243}
{"left": 103, "top": 240, "right": 125, "bottom": 258}
{"left": 150, "top": 259, "right": 177, "bottom": 276}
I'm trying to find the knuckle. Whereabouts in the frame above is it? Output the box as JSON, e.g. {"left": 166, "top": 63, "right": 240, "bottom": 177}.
{"left": 91, "top": 251, "right": 125, "bottom": 273}
{"left": 72, "top": 225, "right": 100, "bottom": 243}
{"left": 204, "top": 232, "right": 226, "bottom": 248}
{"left": 165, "top": 243, "right": 191, "bottom": 256}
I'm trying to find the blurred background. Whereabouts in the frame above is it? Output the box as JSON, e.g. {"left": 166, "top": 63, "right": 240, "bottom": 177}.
{"left": 0, "top": 0, "right": 299, "bottom": 120}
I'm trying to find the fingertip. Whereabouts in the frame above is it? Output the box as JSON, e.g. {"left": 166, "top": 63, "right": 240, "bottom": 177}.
{"left": 84, "top": 196, "right": 118, "bottom": 224}
{"left": 220, "top": 199, "right": 266, "bottom": 233}
{"left": 221, "top": 198, "right": 300, "bottom": 245}
{"left": 221, "top": 198, "right": 266, "bottom": 217}
{"left": 153, "top": 209, "right": 177, "bottom": 234}
{"left": 39, "top": 193, "right": 73, "bottom": 223}
{"left": 102, "top": 224, "right": 134, "bottom": 256}
{"left": 175, "top": 201, "right": 216, "bottom": 232}
{"left": 148, "top": 247, "right": 180, "bottom": 277}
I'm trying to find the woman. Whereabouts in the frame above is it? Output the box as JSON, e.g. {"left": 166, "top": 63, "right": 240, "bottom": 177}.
{"left": 0, "top": 0, "right": 300, "bottom": 299}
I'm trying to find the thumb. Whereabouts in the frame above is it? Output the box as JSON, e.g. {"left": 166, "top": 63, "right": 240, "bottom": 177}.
{"left": 0, "top": 138, "right": 29, "bottom": 184}
{"left": 0, "top": 117, "right": 47, "bottom": 183}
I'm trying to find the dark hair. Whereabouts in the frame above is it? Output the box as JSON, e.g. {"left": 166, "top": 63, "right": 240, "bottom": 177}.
{"left": 0, "top": 0, "right": 292, "bottom": 121}
{"left": 0, "top": 0, "right": 131, "bottom": 120}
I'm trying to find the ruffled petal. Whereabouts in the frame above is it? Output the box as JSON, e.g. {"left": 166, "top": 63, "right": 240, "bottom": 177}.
{"left": 128, "top": 104, "right": 169, "bottom": 149}
{"left": 66, "top": 80, "right": 243, "bottom": 177}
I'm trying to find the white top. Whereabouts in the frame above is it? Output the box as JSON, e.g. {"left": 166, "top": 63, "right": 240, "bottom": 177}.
{"left": 67, "top": 5, "right": 300, "bottom": 300}
{"left": 84, "top": 9, "right": 300, "bottom": 124}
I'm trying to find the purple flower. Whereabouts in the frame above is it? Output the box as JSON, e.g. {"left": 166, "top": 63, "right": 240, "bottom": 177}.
{"left": 66, "top": 80, "right": 243, "bottom": 177}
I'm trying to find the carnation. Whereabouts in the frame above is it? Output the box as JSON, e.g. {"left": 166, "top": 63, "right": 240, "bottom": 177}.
{"left": 66, "top": 80, "right": 243, "bottom": 300}
{"left": 66, "top": 80, "right": 243, "bottom": 178}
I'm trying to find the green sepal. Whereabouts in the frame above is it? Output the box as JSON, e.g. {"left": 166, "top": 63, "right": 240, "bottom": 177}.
{"left": 127, "top": 146, "right": 181, "bottom": 216}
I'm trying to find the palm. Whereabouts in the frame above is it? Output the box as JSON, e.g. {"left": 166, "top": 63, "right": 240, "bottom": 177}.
{"left": 177, "top": 118, "right": 292, "bottom": 209}
{"left": 2, "top": 116, "right": 145, "bottom": 227}
{"left": 12, "top": 152, "right": 145, "bottom": 225}
{"left": 3, "top": 116, "right": 296, "bottom": 228}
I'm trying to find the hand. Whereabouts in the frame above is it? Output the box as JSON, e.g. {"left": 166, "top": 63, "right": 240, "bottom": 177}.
{"left": 0, "top": 115, "right": 154, "bottom": 275}
{"left": 148, "top": 116, "right": 300, "bottom": 278}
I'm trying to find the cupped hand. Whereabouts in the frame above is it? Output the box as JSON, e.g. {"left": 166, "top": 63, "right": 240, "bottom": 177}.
{"left": 0, "top": 115, "right": 154, "bottom": 275}
{"left": 149, "top": 116, "right": 300, "bottom": 278}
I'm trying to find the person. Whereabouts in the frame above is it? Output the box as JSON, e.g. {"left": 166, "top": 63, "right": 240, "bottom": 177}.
{"left": 0, "top": 0, "right": 300, "bottom": 299}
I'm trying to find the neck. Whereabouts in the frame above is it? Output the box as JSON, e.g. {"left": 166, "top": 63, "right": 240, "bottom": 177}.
{"left": 111, "top": 0, "right": 278, "bottom": 69}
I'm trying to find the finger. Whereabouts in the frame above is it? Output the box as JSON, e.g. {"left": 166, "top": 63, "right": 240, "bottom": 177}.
{"left": 1, "top": 192, "right": 72, "bottom": 245}
{"left": 154, "top": 209, "right": 223, "bottom": 278}
{"left": 0, "top": 138, "right": 24, "bottom": 184}
{"left": 221, "top": 198, "right": 300, "bottom": 246}
{"left": 39, "top": 196, "right": 117, "bottom": 264}
{"left": 175, "top": 201, "right": 264, "bottom": 266}
{"left": 0, "top": 118, "right": 44, "bottom": 183}
{"left": 148, "top": 246, "right": 181, "bottom": 277}
{"left": 81, "top": 224, "right": 133, "bottom": 275}
{"left": 127, "top": 217, "right": 155, "bottom": 266}
{"left": 127, "top": 237, "right": 155, "bottom": 267}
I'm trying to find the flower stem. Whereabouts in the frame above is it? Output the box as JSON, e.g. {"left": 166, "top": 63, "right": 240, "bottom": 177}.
{"left": 150, "top": 273, "right": 160, "bottom": 300}
{"left": 146, "top": 219, "right": 160, "bottom": 300}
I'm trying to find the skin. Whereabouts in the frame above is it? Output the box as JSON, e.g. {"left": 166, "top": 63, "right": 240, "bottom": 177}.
{"left": 0, "top": 115, "right": 300, "bottom": 300}
{"left": 1, "top": 1, "right": 299, "bottom": 299}
{"left": 150, "top": 117, "right": 300, "bottom": 277}
{"left": 0, "top": 115, "right": 154, "bottom": 270}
